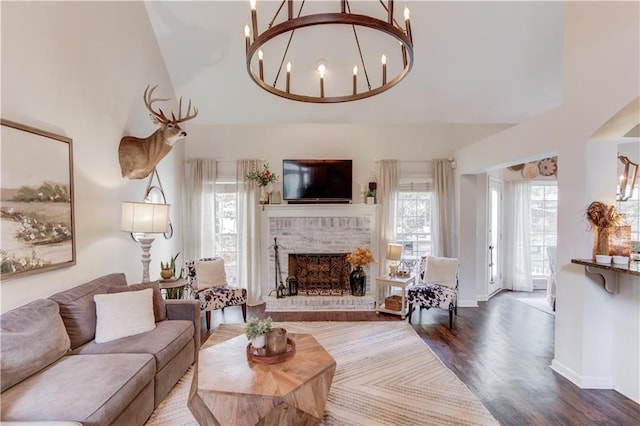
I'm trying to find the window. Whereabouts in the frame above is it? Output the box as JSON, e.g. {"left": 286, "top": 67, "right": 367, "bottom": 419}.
{"left": 213, "top": 183, "right": 238, "bottom": 285}
{"left": 617, "top": 184, "right": 640, "bottom": 242}
{"left": 395, "top": 185, "right": 432, "bottom": 261}
{"left": 530, "top": 182, "right": 557, "bottom": 277}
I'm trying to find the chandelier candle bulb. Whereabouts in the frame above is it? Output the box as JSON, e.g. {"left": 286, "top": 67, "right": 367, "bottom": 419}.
{"left": 353, "top": 65, "right": 357, "bottom": 95}
{"left": 318, "top": 63, "right": 326, "bottom": 98}
{"left": 244, "top": 25, "right": 251, "bottom": 53}
{"left": 404, "top": 7, "right": 412, "bottom": 44}
{"left": 286, "top": 62, "right": 291, "bottom": 93}
{"left": 258, "top": 50, "right": 264, "bottom": 80}
{"left": 381, "top": 55, "right": 387, "bottom": 85}
{"left": 250, "top": 0, "right": 258, "bottom": 42}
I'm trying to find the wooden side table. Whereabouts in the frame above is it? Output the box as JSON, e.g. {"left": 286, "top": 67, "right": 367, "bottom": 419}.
{"left": 376, "top": 274, "right": 415, "bottom": 319}
{"left": 158, "top": 278, "right": 186, "bottom": 299}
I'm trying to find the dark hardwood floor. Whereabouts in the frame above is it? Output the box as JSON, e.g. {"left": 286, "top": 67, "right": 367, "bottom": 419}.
{"left": 199, "top": 291, "right": 640, "bottom": 425}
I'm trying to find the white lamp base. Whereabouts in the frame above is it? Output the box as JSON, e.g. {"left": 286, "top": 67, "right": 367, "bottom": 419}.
{"left": 138, "top": 237, "right": 155, "bottom": 283}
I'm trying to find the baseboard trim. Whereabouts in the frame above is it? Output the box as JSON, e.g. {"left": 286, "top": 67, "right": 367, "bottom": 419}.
{"left": 550, "top": 359, "right": 614, "bottom": 389}
{"left": 459, "top": 299, "right": 478, "bottom": 307}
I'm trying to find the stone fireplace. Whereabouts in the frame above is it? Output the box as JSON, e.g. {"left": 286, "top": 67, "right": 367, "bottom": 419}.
{"left": 262, "top": 205, "right": 378, "bottom": 300}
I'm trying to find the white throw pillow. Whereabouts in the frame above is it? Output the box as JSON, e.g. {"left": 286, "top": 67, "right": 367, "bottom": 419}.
{"left": 195, "top": 258, "right": 227, "bottom": 290}
{"left": 425, "top": 256, "right": 459, "bottom": 289}
{"left": 94, "top": 288, "right": 156, "bottom": 343}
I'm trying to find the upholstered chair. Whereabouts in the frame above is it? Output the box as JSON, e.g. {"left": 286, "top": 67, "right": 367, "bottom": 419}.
{"left": 185, "top": 257, "right": 247, "bottom": 330}
{"left": 407, "top": 256, "right": 459, "bottom": 328}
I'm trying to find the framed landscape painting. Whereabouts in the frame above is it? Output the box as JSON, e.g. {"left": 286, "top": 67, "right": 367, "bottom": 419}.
{"left": 0, "top": 119, "right": 76, "bottom": 280}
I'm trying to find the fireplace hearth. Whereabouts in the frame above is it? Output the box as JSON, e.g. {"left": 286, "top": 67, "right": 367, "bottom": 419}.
{"left": 288, "top": 253, "right": 349, "bottom": 295}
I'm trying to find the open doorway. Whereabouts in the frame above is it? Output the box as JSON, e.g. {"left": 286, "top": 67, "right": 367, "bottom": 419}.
{"left": 501, "top": 158, "right": 558, "bottom": 312}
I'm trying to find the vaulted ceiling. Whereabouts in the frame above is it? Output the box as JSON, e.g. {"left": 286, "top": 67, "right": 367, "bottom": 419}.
{"left": 145, "top": 1, "right": 565, "bottom": 126}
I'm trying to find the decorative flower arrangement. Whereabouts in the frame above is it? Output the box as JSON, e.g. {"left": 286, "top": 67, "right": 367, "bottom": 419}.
{"left": 346, "top": 247, "right": 375, "bottom": 268}
{"left": 246, "top": 163, "right": 279, "bottom": 187}
{"left": 586, "top": 201, "right": 626, "bottom": 256}
{"left": 586, "top": 201, "right": 624, "bottom": 229}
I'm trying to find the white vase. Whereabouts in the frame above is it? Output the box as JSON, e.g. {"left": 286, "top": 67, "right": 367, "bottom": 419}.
{"left": 251, "top": 334, "right": 266, "bottom": 349}
{"left": 367, "top": 197, "right": 375, "bottom": 205}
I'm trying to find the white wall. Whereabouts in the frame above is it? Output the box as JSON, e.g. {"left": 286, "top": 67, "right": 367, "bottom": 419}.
{"left": 185, "top": 123, "right": 511, "bottom": 196}
{"left": 454, "top": 2, "right": 640, "bottom": 402}
{"left": 1, "top": 2, "right": 183, "bottom": 311}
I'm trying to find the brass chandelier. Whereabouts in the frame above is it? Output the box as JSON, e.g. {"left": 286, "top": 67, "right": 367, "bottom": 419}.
{"left": 244, "top": 0, "right": 414, "bottom": 103}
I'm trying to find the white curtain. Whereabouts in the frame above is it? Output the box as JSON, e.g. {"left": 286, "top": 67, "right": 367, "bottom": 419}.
{"left": 504, "top": 181, "right": 533, "bottom": 291}
{"left": 432, "top": 159, "right": 456, "bottom": 257}
{"left": 237, "top": 160, "right": 262, "bottom": 305}
{"left": 377, "top": 160, "right": 400, "bottom": 277}
{"left": 183, "top": 159, "right": 216, "bottom": 261}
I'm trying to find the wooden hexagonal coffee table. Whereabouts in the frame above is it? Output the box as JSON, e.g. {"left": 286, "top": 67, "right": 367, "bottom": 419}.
{"left": 188, "top": 331, "right": 336, "bottom": 425}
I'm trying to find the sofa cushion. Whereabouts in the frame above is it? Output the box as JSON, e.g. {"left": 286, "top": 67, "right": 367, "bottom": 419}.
{"left": 107, "top": 281, "right": 167, "bottom": 322}
{"left": 49, "top": 273, "right": 127, "bottom": 349}
{"left": 0, "top": 353, "right": 154, "bottom": 425}
{"left": 94, "top": 288, "right": 156, "bottom": 344}
{"left": 72, "top": 320, "right": 194, "bottom": 372}
{"left": 0, "top": 299, "right": 71, "bottom": 392}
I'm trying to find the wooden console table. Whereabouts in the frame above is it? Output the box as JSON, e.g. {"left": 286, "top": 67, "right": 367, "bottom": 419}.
{"left": 188, "top": 332, "right": 336, "bottom": 425}
{"left": 571, "top": 259, "right": 640, "bottom": 294}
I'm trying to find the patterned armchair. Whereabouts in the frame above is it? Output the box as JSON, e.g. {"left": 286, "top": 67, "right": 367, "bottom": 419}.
{"left": 185, "top": 257, "right": 247, "bottom": 330}
{"left": 407, "top": 256, "right": 459, "bottom": 328}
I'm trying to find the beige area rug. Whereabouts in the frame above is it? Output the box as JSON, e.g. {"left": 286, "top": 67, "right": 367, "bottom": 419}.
{"left": 146, "top": 322, "right": 498, "bottom": 426}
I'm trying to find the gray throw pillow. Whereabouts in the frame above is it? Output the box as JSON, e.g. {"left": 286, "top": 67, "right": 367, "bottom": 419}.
{"left": 107, "top": 282, "right": 167, "bottom": 322}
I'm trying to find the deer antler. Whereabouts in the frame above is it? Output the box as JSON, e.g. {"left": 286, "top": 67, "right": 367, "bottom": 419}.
{"left": 173, "top": 96, "right": 198, "bottom": 124}
{"left": 144, "top": 84, "right": 198, "bottom": 124}
{"left": 143, "top": 84, "right": 172, "bottom": 124}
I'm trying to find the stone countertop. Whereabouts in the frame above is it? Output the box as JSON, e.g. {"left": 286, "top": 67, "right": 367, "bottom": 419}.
{"left": 571, "top": 259, "right": 640, "bottom": 277}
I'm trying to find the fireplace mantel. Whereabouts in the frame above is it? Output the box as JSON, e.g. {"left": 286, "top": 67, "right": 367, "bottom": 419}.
{"left": 264, "top": 204, "right": 378, "bottom": 218}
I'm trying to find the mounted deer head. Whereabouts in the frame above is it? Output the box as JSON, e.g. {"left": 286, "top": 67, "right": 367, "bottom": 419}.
{"left": 118, "top": 85, "right": 198, "bottom": 179}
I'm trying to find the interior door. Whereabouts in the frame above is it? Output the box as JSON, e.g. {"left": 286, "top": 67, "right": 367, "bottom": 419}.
{"left": 488, "top": 178, "right": 503, "bottom": 297}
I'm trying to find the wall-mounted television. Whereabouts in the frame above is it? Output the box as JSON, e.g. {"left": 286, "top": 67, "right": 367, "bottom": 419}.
{"left": 282, "top": 159, "right": 352, "bottom": 203}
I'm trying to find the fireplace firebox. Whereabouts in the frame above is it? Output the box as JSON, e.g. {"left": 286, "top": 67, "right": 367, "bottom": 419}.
{"left": 288, "top": 253, "right": 350, "bottom": 295}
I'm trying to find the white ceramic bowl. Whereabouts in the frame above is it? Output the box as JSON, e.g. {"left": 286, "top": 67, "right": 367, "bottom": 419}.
{"left": 595, "top": 255, "right": 612, "bottom": 264}
{"left": 612, "top": 255, "right": 629, "bottom": 265}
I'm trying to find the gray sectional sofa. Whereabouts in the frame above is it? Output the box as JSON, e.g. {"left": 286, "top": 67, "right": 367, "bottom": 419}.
{"left": 0, "top": 273, "right": 200, "bottom": 425}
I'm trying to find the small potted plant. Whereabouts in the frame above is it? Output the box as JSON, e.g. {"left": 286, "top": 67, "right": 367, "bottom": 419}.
{"left": 159, "top": 252, "right": 184, "bottom": 281}
{"left": 366, "top": 189, "right": 376, "bottom": 205}
{"left": 244, "top": 317, "right": 273, "bottom": 349}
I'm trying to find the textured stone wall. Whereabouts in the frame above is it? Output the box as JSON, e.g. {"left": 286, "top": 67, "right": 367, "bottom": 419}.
{"left": 266, "top": 216, "right": 374, "bottom": 295}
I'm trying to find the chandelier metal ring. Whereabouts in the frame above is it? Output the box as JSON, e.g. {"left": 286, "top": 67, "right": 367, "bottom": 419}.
{"left": 245, "top": 10, "right": 414, "bottom": 103}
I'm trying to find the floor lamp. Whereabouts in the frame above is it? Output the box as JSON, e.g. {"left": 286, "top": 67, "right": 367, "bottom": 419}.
{"left": 121, "top": 201, "right": 170, "bottom": 283}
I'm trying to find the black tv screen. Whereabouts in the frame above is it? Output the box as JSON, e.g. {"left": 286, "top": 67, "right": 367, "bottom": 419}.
{"left": 283, "top": 159, "right": 352, "bottom": 203}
